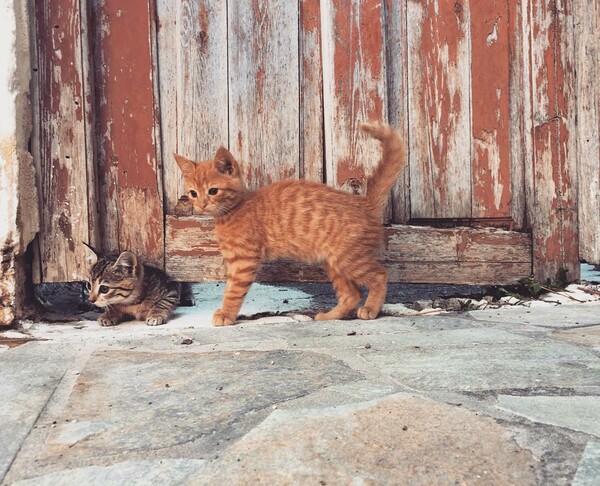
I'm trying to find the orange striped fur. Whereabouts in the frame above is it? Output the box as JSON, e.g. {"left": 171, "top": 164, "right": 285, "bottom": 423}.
{"left": 175, "top": 123, "right": 406, "bottom": 326}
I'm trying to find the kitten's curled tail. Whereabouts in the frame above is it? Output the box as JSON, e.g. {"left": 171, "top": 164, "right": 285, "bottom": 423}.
{"left": 361, "top": 122, "right": 406, "bottom": 217}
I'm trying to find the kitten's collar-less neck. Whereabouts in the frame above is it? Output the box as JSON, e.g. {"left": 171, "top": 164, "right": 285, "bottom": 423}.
{"left": 214, "top": 191, "right": 252, "bottom": 224}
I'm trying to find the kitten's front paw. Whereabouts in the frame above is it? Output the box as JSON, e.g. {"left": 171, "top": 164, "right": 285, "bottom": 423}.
{"left": 212, "top": 309, "right": 236, "bottom": 326}
{"left": 146, "top": 315, "right": 167, "bottom": 326}
{"left": 98, "top": 314, "right": 119, "bottom": 327}
{"left": 357, "top": 306, "right": 379, "bottom": 320}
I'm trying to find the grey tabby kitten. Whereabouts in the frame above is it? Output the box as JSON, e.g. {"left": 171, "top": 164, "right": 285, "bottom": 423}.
{"left": 84, "top": 244, "right": 179, "bottom": 326}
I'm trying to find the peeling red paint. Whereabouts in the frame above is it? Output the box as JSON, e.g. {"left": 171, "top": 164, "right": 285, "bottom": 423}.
{"left": 336, "top": 157, "right": 366, "bottom": 189}
{"left": 252, "top": 0, "right": 271, "bottom": 116}
{"left": 92, "top": 0, "right": 164, "bottom": 265}
{"left": 411, "top": 0, "right": 471, "bottom": 218}
{"left": 332, "top": 0, "right": 383, "bottom": 101}
{"left": 470, "top": 2, "right": 512, "bottom": 218}
{"left": 301, "top": 0, "right": 320, "bottom": 32}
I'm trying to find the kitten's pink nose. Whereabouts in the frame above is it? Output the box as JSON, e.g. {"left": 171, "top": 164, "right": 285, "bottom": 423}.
{"left": 88, "top": 293, "right": 97, "bottom": 303}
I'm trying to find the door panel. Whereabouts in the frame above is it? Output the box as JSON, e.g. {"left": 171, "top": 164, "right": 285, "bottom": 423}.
{"left": 157, "top": 0, "right": 229, "bottom": 211}
{"left": 320, "top": 0, "right": 387, "bottom": 207}
{"left": 32, "top": 0, "right": 96, "bottom": 282}
{"left": 299, "top": 0, "right": 325, "bottom": 183}
{"left": 406, "top": 0, "right": 472, "bottom": 219}
{"left": 228, "top": 1, "right": 300, "bottom": 189}
{"left": 470, "top": 0, "right": 512, "bottom": 218}
{"left": 91, "top": 0, "right": 164, "bottom": 266}
{"left": 36, "top": 0, "right": 593, "bottom": 284}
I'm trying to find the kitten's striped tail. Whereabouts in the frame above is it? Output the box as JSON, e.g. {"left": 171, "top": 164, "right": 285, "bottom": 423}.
{"left": 361, "top": 122, "right": 406, "bottom": 217}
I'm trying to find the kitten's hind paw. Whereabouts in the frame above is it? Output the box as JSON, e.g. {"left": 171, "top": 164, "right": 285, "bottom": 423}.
{"left": 357, "top": 306, "right": 379, "bottom": 320}
{"left": 146, "top": 316, "right": 167, "bottom": 326}
{"left": 98, "top": 315, "right": 118, "bottom": 327}
{"left": 212, "top": 309, "right": 236, "bottom": 326}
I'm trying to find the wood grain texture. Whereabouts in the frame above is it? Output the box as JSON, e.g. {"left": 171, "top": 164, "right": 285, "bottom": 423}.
{"left": 508, "top": 0, "right": 533, "bottom": 230}
{"left": 385, "top": 0, "right": 410, "bottom": 223}
{"left": 33, "top": 0, "right": 95, "bottom": 282}
{"left": 91, "top": 0, "right": 164, "bottom": 266}
{"left": 530, "top": 0, "right": 580, "bottom": 282}
{"left": 320, "top": 0, "right": 388, "bottom": 214}
{"left": 166, "top": 216, "right": 531, "bottom": 285}
{"left": 574, "top": 0, "right": 600, "bottom": 263}
{"left": 155, "top": 0, "right": 178, "bottom": 211}
{"left": 299, "top": 0, "right": 324, "bottom": 182}
{"left": 157, "top": 0, "right": 228, "bottom": 211}
{"left": 406, "top": 0, "right": 472, "bottom": 219}
{"left": 228, "top": 0, "right": 299, "bottom": 189}
{"left": 470, "top": 0, "right": 511, "bottom": 218}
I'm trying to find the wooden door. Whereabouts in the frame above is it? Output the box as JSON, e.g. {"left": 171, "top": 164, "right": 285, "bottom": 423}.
{"left": 32, "top": 0, "right": 594, "bottom": 286}
{"left": 162, "top": 0, "right": 532, "bottom": 285}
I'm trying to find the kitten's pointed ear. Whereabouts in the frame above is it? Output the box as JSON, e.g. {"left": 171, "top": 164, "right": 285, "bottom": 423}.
{"left": 82, "top": 242, "right": 99, "bottom": 266}
{"left": 174, "top": 154, "right": 195, "bottom": 177}
{"left": 214, "top": 146, "right": 239, "bottom": 177}
{"left": 114, "top": 251, "right": 138, "bottom": 274}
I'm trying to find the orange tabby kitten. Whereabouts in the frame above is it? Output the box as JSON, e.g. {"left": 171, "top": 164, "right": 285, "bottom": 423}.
{"left": 175, "top": 123, "right": 405, "bottom": 326}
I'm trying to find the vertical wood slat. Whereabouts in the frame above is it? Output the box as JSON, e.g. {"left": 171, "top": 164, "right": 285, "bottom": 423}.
{"left": 33, "top": 0, "right": 95, "bottom": 282}
{"left": 320, "top": 0, "right": 388, "bottom": 215}
{"left": 155, "top": 0, "right": 178, "bottom": 211}
{"left": 385, "top": 0, "right": 410, "bottom": 224}
{"left": 228, "top": 1, "right": 300, "bottom": 189}
{"left": 299, "top": 0, "right": 324, "bottom": 182}
{"left": 508, "top": 0, "right": 533, "bottom": 230}
{"left": 168, "top": 0, "right": 228, "bottom": 209}
{"left": 470, "top": 1, "right": 512, "bottom": 218}
{"left": 574, "top": 0, "right": 600, "bottom": 264}
{"left": 530, "top": 0, "right": 579, "bottom": 281}
{"left": 91, "top": 0, "right": 164, "bottom": 266}
{"left": 406, "top": 0, "right": 472, "bottom": 219}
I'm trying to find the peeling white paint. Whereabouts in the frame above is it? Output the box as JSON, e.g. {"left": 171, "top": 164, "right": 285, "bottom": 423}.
{"left": 474, "top": 130, "right": 503, "bottom": 211}
{"left": 486, "top": 21, "right": 498, "bottom": 46}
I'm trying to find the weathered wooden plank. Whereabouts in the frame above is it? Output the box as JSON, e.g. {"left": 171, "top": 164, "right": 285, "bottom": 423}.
{"left": 385, "top": 0, "right": 410, "bottom": 223}
{"left": 320, "top": 0, "right": 388, "bottom": 215}
{"left": 406, "top": 0, "right": 472, "bottom": 219}
{"left": 91, "top": 0, "right": 164, "bottom": 266}
{"left": 470, "top": 1, "right": 511, "bottom": 218}
{"left": 155, "top": 0, "right": 178, "bottom": 211}
{"left": 228, "top": 0, "right": 299, "bottom": 189}
{"left": 157, "top": 0, "right": 228, "bottom": 211}
{"left": 165, "top": 216, "right": 532, "bottom": 285}
{"left": 530, "top": 0, "right": 579, "bottom": 282}
{"left": 387, "top": 262, "right": 532, "bottom": 286}
{"left": 508, "top": 0, "right": 533, "bottom": 230}
{"left": 299, "top": 0, "right": 324, "bottom": 182}
{"left": 33, "top": 0, "right": 95, "bottom": 282}
{"left": 385, "top": 226, "right": 531, "bottom": 263}
{"left": 574, "top": 0, "right": 600, "bottom": 264}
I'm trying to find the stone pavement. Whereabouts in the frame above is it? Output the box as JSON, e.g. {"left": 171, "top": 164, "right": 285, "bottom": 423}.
{"left": 1, "top": 283, "right": 600, "bottom": 485}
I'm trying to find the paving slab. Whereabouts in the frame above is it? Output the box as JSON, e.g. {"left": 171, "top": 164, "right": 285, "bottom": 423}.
{"left": 552, "top": 325, "right": 600, "bottom": 351}
{"left": 29, "top": 349, "right": 361, "bottom": 476}
{"left": 573, "top": 442, "right": 600, "bottom": 486}
{"left": 2, "top": 294, "right": 600, "bottom": 485}
{"left": 497, "top": 396, "right": 600, "bottom": 437}
{"left": 11, "top": 459, "right": 207, "bottom": 486}
{"left": 0, "top": 343, "right": 76, "bottom": 479}
{"left": 469, "top": 302, "right": 600, "bottom": 328}
{"left": 357, "top": 328, "right": 600, "bottom": 392}
{"left": 189, "top": 395, "right": 536, "bottom": 485}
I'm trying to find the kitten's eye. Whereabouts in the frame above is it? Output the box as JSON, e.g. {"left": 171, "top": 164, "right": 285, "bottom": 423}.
{"left": 208, "top": 188, "right": 218, "bottom": 196}
{"left": 189, "top": 190, "right": 198, "bottom": 198}
{"left": 85, "top": 281, "right": 91, "bottom": 291}
{"left": 99, "top": 285, "right": 109, "bottom": 294}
